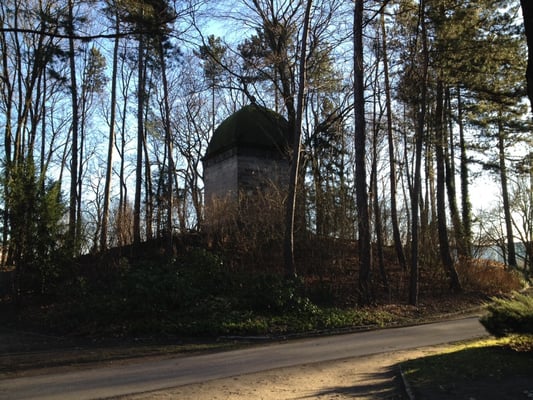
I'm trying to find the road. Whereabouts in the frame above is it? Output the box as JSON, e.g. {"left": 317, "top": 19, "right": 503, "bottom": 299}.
{"left": 0, "top": 316, "right": 488, "bottom": 400}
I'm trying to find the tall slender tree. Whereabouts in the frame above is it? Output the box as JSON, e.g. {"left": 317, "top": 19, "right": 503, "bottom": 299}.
{"left": 409, "top": 0, "right": 429, "bottom": 306}
{"left": 283, "top": 0, "right": 313, "bottom": 277}
{"left": 100, "top": 0, "right": 121, "bottom": 251}
{"left": 354, "top": 0, "right": 372, "bottom": 304}
{"left": 67, "top": 0, "right": 80, "bottom": 252}
{"left": 381, "top": 6, "right": 407, "bottom": 271}
{"left": 434, "top": 79, "right": 461, "bottom": 291}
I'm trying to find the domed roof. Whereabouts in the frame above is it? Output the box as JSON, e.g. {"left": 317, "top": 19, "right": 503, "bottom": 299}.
{"left": 204, "top": 104, "right": 290, "bottom": 160}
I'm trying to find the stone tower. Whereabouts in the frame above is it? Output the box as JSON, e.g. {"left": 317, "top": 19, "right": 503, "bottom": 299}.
{"left": 202, "top": 104, "right": 290, "bottom": 221}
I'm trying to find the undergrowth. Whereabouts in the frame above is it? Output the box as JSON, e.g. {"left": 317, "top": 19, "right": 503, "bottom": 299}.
{"left": 14, "top": 248, "right": 398, "bottom": 337}
{"left": 5, "top": 244, "right": 526, "bottom": 338}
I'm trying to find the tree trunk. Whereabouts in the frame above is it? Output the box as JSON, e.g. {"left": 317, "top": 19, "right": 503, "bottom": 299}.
{"left": 158, "top": 38, "right": 175, "bottom": 253}
{"left": 133, "top": 37, "right": 145, "bottom": 245}
{"left": 67, "top": 0, "right": 79, "bottom": 252}
{"left": 409, "top": 0, "right": 429, "bottom": 306}
{"left": 100, "top": 9, "right": 119, "bottom": 252}
{"left": 381, "top": 8, "right": 407, "bottom": 271}
{"left": 1, "top": 21, "right": 13, "bottom": 265}
{"left": 143, "top": 125, "right": 153, "bottom": 241}
{"left": 457, "top": 86, "right": 472, "bottom": 256}
{"left": 354, "top": 0, "right": 372, "bottom": 304}
{"left": 371, "top": 114, "right": 389, "bottom": 294}
{"left": 498, "top": 117, "right": 518, "bottom": 268}
{"left": 283, "top": 0, "right": 313, "bottom": 278}
{"left": 435, "top": 79, "right": 461, "bottom": 292}
{"left": 118, "top": 48, "right": 130, "bottom": 245}
{"left": 444, "top": 87, "right": 465, "bottom": 258}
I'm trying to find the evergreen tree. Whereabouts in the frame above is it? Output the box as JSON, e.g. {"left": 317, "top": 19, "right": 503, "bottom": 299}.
{"left": 463, "top": 2, "right": 528, "bottom": 269}
{"left": 5, "top": 159, "right": 67, "bottom": 298}
{"left": 196, "top": 35, "right": 228, "bottom": 133}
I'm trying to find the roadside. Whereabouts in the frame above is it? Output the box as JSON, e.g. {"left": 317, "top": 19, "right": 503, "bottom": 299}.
{"left": 1, "top": 289, "right": 530, "bottom": 399}
{"left": 0, "top": 317, "right": 490, "bottom": 400}
{"left": 110, "top": 337, "right": 533, "bottom": 400}
{"left": 109, "top": 347, "right": 441, "bottom": 400}
{"left": 0, "top": 328, "right": 240, "bottom": 379}
{"left": 0, "top": 298, "right": 486, "bottom": 379}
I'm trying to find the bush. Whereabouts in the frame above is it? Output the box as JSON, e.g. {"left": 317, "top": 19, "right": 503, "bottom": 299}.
{"left": 480, "top": 292, "right": 533, "bottom": 337}
{"left": 457, "top": 259, "right": 523, "bottom": 295}
{"left": 235, "top": 274, "right": 314, "bottom": 314}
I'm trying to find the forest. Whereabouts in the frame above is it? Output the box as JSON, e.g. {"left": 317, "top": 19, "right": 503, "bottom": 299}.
{"left": 1, "top": 0, "right": 532, "bottom": 336}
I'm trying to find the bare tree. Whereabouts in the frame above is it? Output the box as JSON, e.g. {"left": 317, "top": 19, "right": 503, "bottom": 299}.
{"left": 353, "top": 0, "right": 372, "bottom": 304}
{"left": 100, "top": 0, "right": 121, "bottom": 251}
{"left": 66, "top": 0, "right": 81, "bottom": 252}
{"left": 283, "top": 0, "right": 313, "bottom": 277}
{"left": 381, "top": 6, "right": 407, "bottom": 271}
{"left": 409, "top": 0, "right": 429, "bottom": 306}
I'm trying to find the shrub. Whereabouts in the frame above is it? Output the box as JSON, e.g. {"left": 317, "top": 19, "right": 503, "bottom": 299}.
{"left": 480, "top": 292, "right": 533, "bottom": 337}
{"left": 457, "top": 259, "right": 523, "bottom": 295}
{"left": 507, "top": 334, "right": 533, "bottom": 352}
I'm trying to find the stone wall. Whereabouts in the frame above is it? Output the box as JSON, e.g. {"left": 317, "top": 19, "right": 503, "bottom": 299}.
{"left": 237, "top": 154, "right": 289, "bottom": 195}
{"left": 204, "top": 150, "right": 239, "bottom": 207}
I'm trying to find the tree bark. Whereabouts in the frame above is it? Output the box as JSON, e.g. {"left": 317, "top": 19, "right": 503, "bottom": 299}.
{"left": 133, "top": 36, "right": 145, "bottom": 245}
{"left": 444, "top": 87, "right": 465, "bottom": 257}
{"left": 498, "top": 117, "right": 517, "bottom": 268}
{"left": 435, "top": 79, "right": 461, "bottom": 292}
{"left": 100, "top": 7, "right": 120, "bottom": 251}
{"left": 67, "top": 0, "right": 79, "bottom": 252}
{"left": 381, "top": 8, "right": 407, "bottom": 271}
{"left": 409, "top": 0, "right": 428, "bottom": 306}
{"left": 283, "top": 0, "right": 313, "bottom": 278}
{"left": 371, "top": 111, "right": 389, "bottom": 294}
{"left": 158, "top": 38, "right": 175, "bottom": 254}
{"left": 457, "top": 86, "right": 472, "bottom": 256}
{"left": 354, "top": 0, "right": 372, "bottom": 304}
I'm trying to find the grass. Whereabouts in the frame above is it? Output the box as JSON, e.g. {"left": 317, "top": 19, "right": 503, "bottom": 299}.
{"left": 401, "top": 336, "right": 533, "bottom": 395}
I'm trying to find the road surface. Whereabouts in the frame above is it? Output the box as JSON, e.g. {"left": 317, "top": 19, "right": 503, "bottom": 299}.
{"left": 0, "top": 316, "right": 488, "bottom": 400}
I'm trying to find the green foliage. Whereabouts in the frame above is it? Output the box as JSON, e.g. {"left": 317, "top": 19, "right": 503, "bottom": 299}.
{"left": 480, "top": 292, "right": 533, "bottom": 337}
{"left": 195, "top": 34, "right": 227, "bottom": 85}
{"left": 82, "top": 46, "right": 108, "bottom": 95}
{"left": 235, "top": 274, "right": 313, "bottom": 314}
{"left": 4, "top": 159, "right": 69, "bottom": 297}
{"left": 21, "top": 246, "right": 399, "bottom": 337}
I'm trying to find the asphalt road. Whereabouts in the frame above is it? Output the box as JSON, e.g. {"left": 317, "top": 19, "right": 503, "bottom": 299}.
{"left": 0, "top": 316, "right": 488, "bottom": 400}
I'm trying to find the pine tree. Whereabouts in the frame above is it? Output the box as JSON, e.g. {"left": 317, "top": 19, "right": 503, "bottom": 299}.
{"left": 195, "top": 35, "right": 227, "bottom": 133}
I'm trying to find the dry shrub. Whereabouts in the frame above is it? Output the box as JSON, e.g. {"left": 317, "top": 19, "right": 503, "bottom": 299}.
{"left": 203, "top": 183, "right": 286, "bottom": 272}
{"left": 418, "top": 264, "right": 451, "bottom": 295}
{"left": 457, "top": 258, "right": 523, "bottom": 294}
{"left": 109, "top": 202, "right": 134, "bottom": 247}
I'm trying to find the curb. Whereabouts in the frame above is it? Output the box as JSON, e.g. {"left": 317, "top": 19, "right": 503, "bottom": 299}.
{"left": 399, "top": 364, "right": 416, "bottom": 400}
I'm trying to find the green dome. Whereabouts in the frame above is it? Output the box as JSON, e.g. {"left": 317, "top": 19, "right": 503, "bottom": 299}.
{"left": 205, "top": 104, "right": 289, "bottom": 160}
